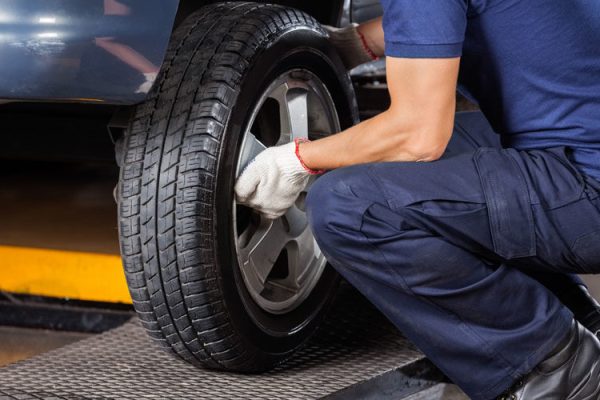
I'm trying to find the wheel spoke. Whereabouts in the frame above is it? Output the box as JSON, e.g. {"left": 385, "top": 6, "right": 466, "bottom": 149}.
{"left": 285, "top": 89, "right": 309, "bottom": 141}
{"left": 269, "top": 82, "right": 309, "bottom": 144}
{"left": 236, "top": 132, "right": 267, "bottom": 177}
{"left": 276, "top": 205, "right": 315, "bottom": 290}
{"left": 238, "top": 216, "right": 289, "bottom": 292}
{"left": 283, "top": 229, "right": 322, "bottom": 290}
{"left": 284, "top": 205, "right": 308, "bottom": 237}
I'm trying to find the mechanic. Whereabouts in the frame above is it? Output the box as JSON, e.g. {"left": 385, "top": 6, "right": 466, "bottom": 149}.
{"left": 235, "top": 1, "right": 600, "bottom": 399}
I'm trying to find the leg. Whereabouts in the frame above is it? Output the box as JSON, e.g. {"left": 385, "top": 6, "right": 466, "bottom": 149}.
{"left": 451, "top": 112, "right": 600, "bottom": 334}
{"left": 306, "top": 144, "right": 600, "bottom": 398}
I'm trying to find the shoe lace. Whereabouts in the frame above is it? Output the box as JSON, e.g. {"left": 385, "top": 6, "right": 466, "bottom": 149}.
{"left": 496, "top": 380, "right": 524, "bottom": 400}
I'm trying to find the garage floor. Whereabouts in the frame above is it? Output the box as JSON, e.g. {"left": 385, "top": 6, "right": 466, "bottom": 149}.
{"left": 0, "top": 327, "right": 468, "bottom": 399}
{"left": 0, "top": 160, "right": 119, "bottom": 366}
{"left": 0, "top": 327, "right": 89, "bottom": 367}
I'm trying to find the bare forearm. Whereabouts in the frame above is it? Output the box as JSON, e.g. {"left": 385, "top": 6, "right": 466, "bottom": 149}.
{"left": 300, "top": 57, "right": 459, "bottom": 171}
{"left": 299, "top": 110, "right": 452, "bottom": 171}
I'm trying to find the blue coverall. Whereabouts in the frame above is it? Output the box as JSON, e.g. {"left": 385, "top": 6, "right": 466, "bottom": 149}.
{"left": 306, "top": 112, "right": 600, "bottom": 399}
{"left": 305, "top": 0, "right": 600, "bottom": 397}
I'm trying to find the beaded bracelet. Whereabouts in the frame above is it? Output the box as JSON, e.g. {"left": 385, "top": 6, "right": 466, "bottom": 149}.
{"left": 294, "top": 138, "right": 326, "bottom": 175}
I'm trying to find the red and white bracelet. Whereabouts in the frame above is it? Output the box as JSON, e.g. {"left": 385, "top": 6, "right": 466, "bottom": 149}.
{"left": 294, "top": 138, "right": 326, "bottom": 175}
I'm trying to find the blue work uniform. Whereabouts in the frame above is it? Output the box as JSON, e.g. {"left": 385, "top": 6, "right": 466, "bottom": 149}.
{"left": 306, "top": 1, "right": 600, "bottom": 399}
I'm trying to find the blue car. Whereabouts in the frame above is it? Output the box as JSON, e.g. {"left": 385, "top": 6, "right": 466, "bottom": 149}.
{"left": 0, "top": 0, "right": 385, "bottom": 371}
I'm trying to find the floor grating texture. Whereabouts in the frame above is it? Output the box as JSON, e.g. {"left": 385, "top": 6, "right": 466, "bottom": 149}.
{"left": 0, "top": 287, "right": 424, "bottom": 399}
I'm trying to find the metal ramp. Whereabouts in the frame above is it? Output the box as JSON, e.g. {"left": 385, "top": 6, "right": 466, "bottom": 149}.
{"left": 0, "top": 288, "right": 445, "bottom": 399}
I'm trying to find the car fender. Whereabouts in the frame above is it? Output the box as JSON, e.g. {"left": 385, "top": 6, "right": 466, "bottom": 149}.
{"left": 0, "top": 0, "right": 179, "bottom": 104}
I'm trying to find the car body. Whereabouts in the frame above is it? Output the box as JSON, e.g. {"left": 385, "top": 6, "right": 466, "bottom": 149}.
{"left": 0, "top": 0, "right": 179, "bottom": 104}
{"left": 0, "top": 0, "right": 382, "bottom": 105}
{"left": 0, "top": 0, "right": 384, "bottom": 163}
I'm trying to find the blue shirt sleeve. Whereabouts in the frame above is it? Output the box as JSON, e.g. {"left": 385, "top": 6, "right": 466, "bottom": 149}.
{"left": 381, "top": 0, "right": 468, "bottom": 58}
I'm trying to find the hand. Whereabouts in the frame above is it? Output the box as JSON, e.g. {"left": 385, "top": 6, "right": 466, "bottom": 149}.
{"left": 235, "top": 142, "right": 313, "bottom": 219}
{"left": 324, "top": 23, "right": 379, "bottom": 70}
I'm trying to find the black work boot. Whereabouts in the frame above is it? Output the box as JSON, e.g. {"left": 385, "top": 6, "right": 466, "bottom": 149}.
{"left": 497, "top": 321, "right": 600, "bottom": 399}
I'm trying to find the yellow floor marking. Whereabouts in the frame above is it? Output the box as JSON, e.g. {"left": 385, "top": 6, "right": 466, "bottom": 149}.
{"left": 0, "top": 245, "right": 131, "bottom": 304}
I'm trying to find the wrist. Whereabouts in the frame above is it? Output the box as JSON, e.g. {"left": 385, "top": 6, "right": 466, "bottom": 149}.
{"left": 294, "top": 138, "right": 325, "bottom": 175}
{"left": 356, "top": 18, "right": 384, "bottom": 57}
{"left": 356, "top": 27, "right": 379, "bottom": 61}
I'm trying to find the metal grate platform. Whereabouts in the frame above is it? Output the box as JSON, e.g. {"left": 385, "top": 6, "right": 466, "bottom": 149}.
{"left": 0, "top": 287, "right": 441, "bottom": 399}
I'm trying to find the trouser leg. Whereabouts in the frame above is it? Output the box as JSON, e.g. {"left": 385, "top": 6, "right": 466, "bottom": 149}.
{"left": 451, "top": 112, "right": 600, "bottom": 333}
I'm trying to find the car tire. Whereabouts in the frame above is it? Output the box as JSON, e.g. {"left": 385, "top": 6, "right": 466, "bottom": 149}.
{"left": 118, "top": 1, "right": 358, "bottom": 372}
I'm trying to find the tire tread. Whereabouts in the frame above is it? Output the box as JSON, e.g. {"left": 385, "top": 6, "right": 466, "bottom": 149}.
{"left": 119, "top": 2, "right": 325, "bottom": 371}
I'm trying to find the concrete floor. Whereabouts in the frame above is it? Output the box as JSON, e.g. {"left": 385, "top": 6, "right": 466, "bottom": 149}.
{"left": 0, "top": 326, "right": 89, "bottom": 367}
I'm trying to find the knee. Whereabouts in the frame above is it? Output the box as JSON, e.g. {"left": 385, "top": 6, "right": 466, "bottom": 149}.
{"left": 306, "top": 167, "right": 370, "bottom": 247}
{"left": 306, "top": 170, "right": 344, "bottom": 244}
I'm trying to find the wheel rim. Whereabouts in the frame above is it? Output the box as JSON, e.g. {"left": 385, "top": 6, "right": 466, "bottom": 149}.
{"left": 233, "top": 69, "right": 340, "bottom": 315}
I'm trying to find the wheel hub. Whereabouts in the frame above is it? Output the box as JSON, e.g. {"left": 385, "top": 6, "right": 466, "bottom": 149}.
{"left": 233, "top": 70, "right": 340, "bottom": 315}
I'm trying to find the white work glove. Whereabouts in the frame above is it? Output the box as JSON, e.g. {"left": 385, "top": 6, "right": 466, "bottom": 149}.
{"left": 235, "top": 141, "right": 318, "bottom": 219}
{"left": 324, "top": 23, "right": 378, "bottom": 70}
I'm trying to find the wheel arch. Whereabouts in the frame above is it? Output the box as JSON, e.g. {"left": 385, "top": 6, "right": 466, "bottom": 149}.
{"left": 174, "top": 0, "right": 347, "bottom": 28}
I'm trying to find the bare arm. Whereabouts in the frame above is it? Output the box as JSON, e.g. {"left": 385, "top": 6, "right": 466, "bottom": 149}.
{"left": 299, "top": 56, "right": 460, "bottom": 170}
